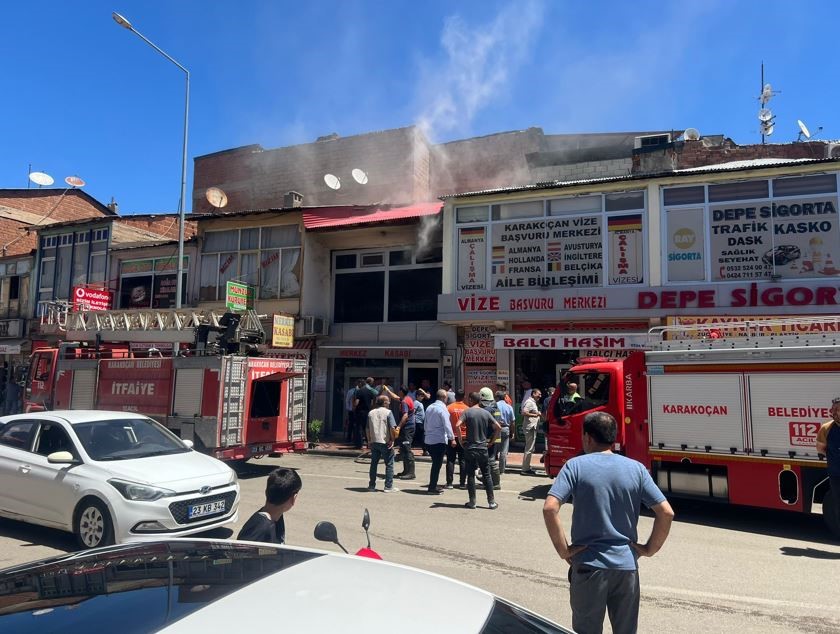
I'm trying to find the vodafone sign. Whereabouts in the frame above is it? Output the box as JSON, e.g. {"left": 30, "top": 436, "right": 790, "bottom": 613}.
{"left": 73, "top": 286, "right": 112, "bottom": 312}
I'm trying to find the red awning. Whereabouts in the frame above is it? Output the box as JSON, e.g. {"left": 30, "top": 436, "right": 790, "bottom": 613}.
{"left": 302, "top": 202, "right": 442, "bottom": 231}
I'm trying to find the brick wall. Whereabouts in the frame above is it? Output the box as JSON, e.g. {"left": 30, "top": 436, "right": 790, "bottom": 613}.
{"left": 0, "top": 219, "right": 34, "bottom": 257}
{"left": 634, "top": 139, "right": 831, "bottom": 173}
{"left": 530, "top": 158, "right": 632, "bottom": 183}
{"left": 192, "top": 127, "right": 427, "bottom": 213}
{"left": 118, "top": 216, "right": 197, "bottom": 240}
{"left": 0, "top": 190, "right": 111, "bottom": 224}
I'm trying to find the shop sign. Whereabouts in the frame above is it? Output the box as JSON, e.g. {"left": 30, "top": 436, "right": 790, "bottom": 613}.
{"left": 495, "top": 333, "right": 650, "bottom": 350}
{"left": 440, "top": 280, "right": 840, "bottom": 320}
{"left": 272, "top": 314, "right": 295, "bottom": 348}
{"left": 466, "top": 367, "right": 496, "bottom": 386}
{"left": 72, "top": 286, "right": 112, "bottom": 311}
{"left": 96, "top": 358, "right": 173, "bottom": 416}
{"left": 0, "top": 319, "right": 23, "bottom": 338}
{"left": 666, "top": 208, "right": 706, "bottom": 281}
{"left": 0, "top": 344, "right": 21, "bottom": 354}
{"left": 707, "top": 197, "right": 839, "bottom": 281}
{"left": 665, "top": 315, "right": 840, "bottom": 339}
{"left": 225, "top": 281, "right": 255, "bottom": 311}
{"left": 608, "top": 214, "right": 644, "bottom": 284}
{"left": 457, "top": 226, "right": 486, "bottom": 290}
{"left": 495, "top": 368, "right": 510, "bottom": 387}
{"left": 464, "top": 325, "right": 496, "bottom": 364}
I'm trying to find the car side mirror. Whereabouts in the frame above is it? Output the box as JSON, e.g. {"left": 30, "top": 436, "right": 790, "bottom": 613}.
{"left": 47, "top": 451, "right": 78, "bottom": 464}
{"left": 314, "top": 521, "right": 348, "bottom": 553}
{"left": 182, "top": 439, "right": 194, "bottom": 449}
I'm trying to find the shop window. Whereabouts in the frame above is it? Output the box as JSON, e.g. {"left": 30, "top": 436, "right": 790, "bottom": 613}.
{"left": 605, "top": 191, "right": 645, "bottom": 211}
{"left": 416, "top": 246, "right": 443, "bottom": 264}
{"left": 491, "top": 200, "right": 544, "bottom": 220}
{"left": 665, "top": 208, "right": 706, "bottom": 282}
{"left": 456, "top": 206, "right": 489, "bottom": 223}
{"left": 334, "top": 271, "right": 385, "bottom": 322}
{"left": 548, "top": 195, "right": 601, "bottom": 215}
{"left": 772, "top": 174, "right": 838, "bottom": 197}
{"left": 387, "top": 268, "right": 441, "bottom": 321}
{"left": 389, "top": 250, "right": 412, "bottom": 266}
{"left": 360, "top": 253, "right": 384, "bottom": 267}
{"left": 335, "top": 254, "right": 356, "bottom": 270}
{"left": 9, "top": 276, "right": 19, "bottom": 301}
{"left": 663, "top": 185, "right": 705, "bottom": 206}
{"left": 708, "top": 179, "right": 769, "bottom": 202}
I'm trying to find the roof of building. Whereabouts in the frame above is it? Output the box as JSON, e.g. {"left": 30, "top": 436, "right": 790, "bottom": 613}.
{"left": 440, "top": 157, "right": 840, "bottom": 200}
{"left": 302, "top": 202, "right": 442, "bottom": 230}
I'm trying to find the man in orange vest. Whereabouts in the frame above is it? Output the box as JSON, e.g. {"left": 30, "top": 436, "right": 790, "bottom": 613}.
{"left": 446, "top": 389, "right": 469, "bottom": 489}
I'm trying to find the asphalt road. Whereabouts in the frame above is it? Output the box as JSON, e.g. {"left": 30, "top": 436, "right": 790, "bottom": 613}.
{"left": 1, "top": 453, "right": 839, "bottom": 633}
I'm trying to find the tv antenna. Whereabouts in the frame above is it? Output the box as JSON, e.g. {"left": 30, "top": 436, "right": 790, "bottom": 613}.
{"left": 757, "top": 63, "right": 780, "bottom": 144}
{"left": 351, "top": 168, "right": 369, "bottom": 185}
{"left": 28, "top": 171, "right": 55, "bottom": 187}
{"left": 205, "top": 186, "right": 229, "bottom": 210}
{"left": 324, "top": 173, "right": 341, "bottom": 190}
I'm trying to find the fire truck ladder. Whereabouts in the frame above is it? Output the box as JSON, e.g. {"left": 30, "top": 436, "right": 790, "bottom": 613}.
{"left": 64, "top": 308, "right": 266, "bottom": 344}
{"left": 646, "top": 316, "right": 840, "bottom": 364}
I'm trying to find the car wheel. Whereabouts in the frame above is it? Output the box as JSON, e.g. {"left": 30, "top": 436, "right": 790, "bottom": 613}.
{"left": 74, "top": 498, "right": 114, "bottom": 549}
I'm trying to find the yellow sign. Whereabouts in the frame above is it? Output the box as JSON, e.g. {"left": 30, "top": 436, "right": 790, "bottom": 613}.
{"left": 272, "top": 314, "right": 295, "bottom": 348}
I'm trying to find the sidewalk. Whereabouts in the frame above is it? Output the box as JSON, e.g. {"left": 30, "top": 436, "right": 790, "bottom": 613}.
{"left": 307, "top": 440, "right": 546, "bottom": 474}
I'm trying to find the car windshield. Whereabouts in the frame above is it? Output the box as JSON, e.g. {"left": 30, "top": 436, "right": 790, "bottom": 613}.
{"left": 74, "top": 418, "right": 189, "bottom": 461}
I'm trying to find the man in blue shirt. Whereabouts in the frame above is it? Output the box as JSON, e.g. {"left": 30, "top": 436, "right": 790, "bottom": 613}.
{"left": 422, "top": 390, "right": 455, "bottom": 494}
{"left": 543, "top": 411, "right": 674, "bottom": 634}
{"left": 495, "top": 390, "right": 515, "bottom": 474}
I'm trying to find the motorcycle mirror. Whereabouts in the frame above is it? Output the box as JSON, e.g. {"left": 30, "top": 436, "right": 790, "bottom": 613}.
{"left": 362, "top": 508, "right": 371, "bottom": 549}
{"left": 314, "top": 521, "right": 348, "bottom": 553}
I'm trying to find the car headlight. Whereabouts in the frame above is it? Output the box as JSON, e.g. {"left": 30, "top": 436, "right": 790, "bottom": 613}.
{"left": 108, "top": 479, "right": 176, "bottom": 502}
{"left": 228, "top": 469, "right": 238, "bottom": 486}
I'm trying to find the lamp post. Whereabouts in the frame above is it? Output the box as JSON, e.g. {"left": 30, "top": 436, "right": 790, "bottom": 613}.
{"left": 113, "top": 12, "right": 189, "bottom": 309}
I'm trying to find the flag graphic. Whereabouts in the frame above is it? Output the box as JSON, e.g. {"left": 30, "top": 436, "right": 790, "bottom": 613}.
{"left": 460, "top": 227, "right": 485, "bottom": 237}
{"left": 547, "top": 241, "right": 562, "bottom": 262}
{"left": 608, "top": 214, "right": 643, "bottom": 232}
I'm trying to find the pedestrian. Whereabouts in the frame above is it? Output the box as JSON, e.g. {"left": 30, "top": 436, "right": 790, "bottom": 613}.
{"left": 442, "top": 381, "right": 456, "bottom": 405}
{"left": 496, "top": 382, "right": 513, "bottom": 406}
{"left": 407, "top": 381, "right": 418, "bottom": 400}
{"left": 414, "top": 388, "right": 428, "bottom": 455}
{"left": 817, "top": 397, "right": 840, "bottom": 528}
{"left": 457, "top": 391, "right": 501, "bottom": 509}
{"left": 344, "top": 382, "right": 357, "bottom": 442}
{"left": 542, "top": 386, "right": 556, "bottom": 415}
{"left": 394, "top": 386, "right": 417, "bottom": 480}
{"left": 367, "top": 394, "right": 399, "bottom": 493}
{"left": 237, "top": 467, "right": 302, "bottom": 544}
{"left": 478, "top": 387, "right": 503, "bottom": 489}
{"left": 543, "top": 411, "right": 674, "bottom": 634}
{"left": 352, "top": 377, "right": 377, "bottom": 449}
{"left": 495, "top": 390, "right": 515, "bottom": 473}
{"left": 422, "top": 389, "right": 455, "bottom": 494}
{"left": 445, "top": 388, "right": 469, "bottom": 489}
{"left": 520, "top": 388, "right": 542, "bottom": 475}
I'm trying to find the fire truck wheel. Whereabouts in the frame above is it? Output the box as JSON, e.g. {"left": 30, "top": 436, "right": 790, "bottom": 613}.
{"left": 825, "top": 490, "right": 840, "bottom": 540}
{"left": 74, "top": 498, "right": 114, "bottom": 550}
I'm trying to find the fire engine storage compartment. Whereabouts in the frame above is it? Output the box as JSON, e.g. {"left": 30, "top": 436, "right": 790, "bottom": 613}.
{"left": 648, "top": 370, "right": 834, "bottom": 508}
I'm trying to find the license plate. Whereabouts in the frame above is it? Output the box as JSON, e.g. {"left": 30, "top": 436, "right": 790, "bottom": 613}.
{"left": 251, "top": 443, "right": 272, "bottom": 454}
{"left": 188, "top": 500, "right": 226, "bottom": 519}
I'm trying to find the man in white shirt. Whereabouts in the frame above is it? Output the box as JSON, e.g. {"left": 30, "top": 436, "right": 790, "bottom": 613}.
{"left": 521, "top": 388, "right": 542, "bottom": 475}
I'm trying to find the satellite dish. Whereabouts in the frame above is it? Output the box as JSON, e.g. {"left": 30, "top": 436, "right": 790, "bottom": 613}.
{"left": 760, "top": 83, "right": 773, "bottom": 104}
{"left": 64, "top": 175, "right": 85, "bottom": 188}
{"left": 684, "top": 128, "right": 700, "bottom": 141}
{"left": 351, "top": 168, "right": 369, "bottom": 185}
{"left": 205, "top": 187, "right": 228, "bottom": 209}
{"left": 29, "top": 171, "right": 54, "bottom": 187}
{"left": 797, "top": 119, "right": 811, "bottom": 139}
{"left": 762, "top": 123, "right": 775, "bottom": 136}
{"left": 324, "top": 173, "right": 341, "bottom": 190}
{"left": 758, "top": 108, "right": 773, "bottom": 122}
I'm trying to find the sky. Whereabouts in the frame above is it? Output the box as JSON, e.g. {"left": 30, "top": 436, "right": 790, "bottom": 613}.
{"left": 2, "top": 0, "right": 838, "bottom": 214}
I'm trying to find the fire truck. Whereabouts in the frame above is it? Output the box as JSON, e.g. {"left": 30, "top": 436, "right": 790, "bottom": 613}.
{"left": 24, "top": 306, "right": 308, "bottom": 465}
{"left": 544, "top": 317, "right": 840, "bottom": 538}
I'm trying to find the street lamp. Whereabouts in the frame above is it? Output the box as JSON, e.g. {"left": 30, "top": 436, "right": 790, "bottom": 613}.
{"left": 112, "top": 12, "right": 190, "bottom": 309}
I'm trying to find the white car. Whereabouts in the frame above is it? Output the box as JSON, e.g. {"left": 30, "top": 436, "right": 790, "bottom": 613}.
{"left": 0, "top": 539, "right": 574, "bottom": 633}
{"left": 0, "top": 411, "right": 239, "bottom": 549}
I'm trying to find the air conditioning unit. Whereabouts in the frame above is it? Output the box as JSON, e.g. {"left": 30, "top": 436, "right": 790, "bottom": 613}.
{"left": 300, "top": 316, "right": 329, "bottom": 337}
{"left": 634, "top": 133, "right": 672, "bottom": 150}
{"left": 826, "top": 143, "right": 840, "bottom": 159}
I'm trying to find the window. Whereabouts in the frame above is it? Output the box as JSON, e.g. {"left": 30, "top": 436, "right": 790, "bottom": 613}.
{"left": 708, "top": 180, "right": 769, "bottom": 202}
{"left": 34, "top": 423, "right": 76, "bottom": 457}
{"left": 548, "top": 195, "right": 601, "bottom": 215}
{"left": 605, "top": 191, "right": 645, "bottom": 211}
{"left": 9, "top": 275, "right": 19, "bottom": 301}
{"left": 119, "top": 257, "right": 188, "bottom": 309}
{"left": 201, "top": 226, "right": 301, "bottom": 301}
{"left": 663, "top": 185, "right": 705, "bottom": 206}
{"left": 491, "top": 200, "right": 544, "bottom": 220}
{"left": 773, "top": 174, "right": 837, "bottom": 197}
{"left": 0, "top": 421, "right": 37, "bottom": 451}
{"left": 333, "top": 247, "right": 442, "bottom": 323}
{"left": 455, "top": 206, "right": 489, "bottom": 223}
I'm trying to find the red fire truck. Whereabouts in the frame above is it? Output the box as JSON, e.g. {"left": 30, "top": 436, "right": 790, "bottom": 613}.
{"left": 544, "top": 318, "right": 840, "bottom": 538}
{"left": 24, "top": 307, "right": 308, "bottom": 464}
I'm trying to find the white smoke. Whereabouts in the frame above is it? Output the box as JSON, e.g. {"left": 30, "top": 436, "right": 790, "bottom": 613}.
{"left": 415, "top": 1, "right": 545, "bottom": 141}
